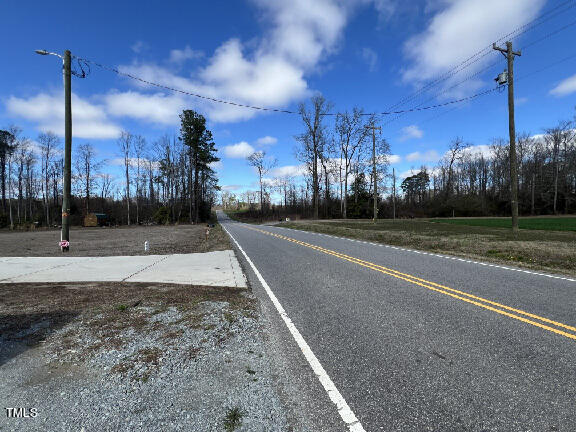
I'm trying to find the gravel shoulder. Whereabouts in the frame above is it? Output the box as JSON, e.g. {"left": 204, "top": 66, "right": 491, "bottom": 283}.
{"left": 0, "top": 282, "right": 293, "bottom": 431}
{"left": 0, "top": 223, "right": 302, "bottom": 431}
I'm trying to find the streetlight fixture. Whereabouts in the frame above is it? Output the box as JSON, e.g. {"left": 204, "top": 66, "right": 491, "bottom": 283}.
{"left": 35, "top": 49, "right": 72, "bottom": 252}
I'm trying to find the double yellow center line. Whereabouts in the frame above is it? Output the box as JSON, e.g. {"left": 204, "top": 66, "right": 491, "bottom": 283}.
{"left": 246, "top": 226, "right": 576, "bottom": 341}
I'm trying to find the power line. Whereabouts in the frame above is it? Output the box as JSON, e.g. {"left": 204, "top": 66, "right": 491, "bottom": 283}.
{"left": 381, "top": 6, "right": 576, "bottom": 126}
{"left": 73, "top": 2, "right": 575, "bottom": 121}
{"left": 381, "top": 59, "right": 505, "bottom": 126}
{"left": 392, "top": 50, "right": 576, "bottom": 134}
{"left": 333, "top": 87, "right": 500, "bottom": 116}
{"left": 79, "top": 55, "right": 500, "bottom": 117}
{"left": 517, "top": 51, "right": 576, "bottom": 81}
{"left": 384, "top": 0, "right": 576, "bottom": 112}
{"left": 520, "top": 17, "right": 576, "bottom": 50}
{"left": 79, "top": 57, "right": 298, "bottom": 114}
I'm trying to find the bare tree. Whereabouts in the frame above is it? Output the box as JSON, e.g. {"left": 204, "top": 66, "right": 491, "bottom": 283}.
{"left": 38, "top": 131, "right": 59, "bottom": 226}
{"left": 247, "top": 151, "right": 277, "bottom": 213}
{"left": 75, "top": 143, "right": 101, "bottom": 214}
{"left": 297, "top": 95, "right": 331, "bottom": 219}
{"left": 335, "top": 108, "right": 370, "bottom": 218}
{"left": 98, "top": 173, "right": 114, "bottom": 201}
{"left": 544, "top": 121, "right": 574, "bottom": 214}
{"left": 118, "top": 131, "right": 133, "bottom": 225}
{"left": 133, "top": 135, "right": 146, "bottom": 224}
{"left": 444, "top": 137, "right": 469, "bottom": 200}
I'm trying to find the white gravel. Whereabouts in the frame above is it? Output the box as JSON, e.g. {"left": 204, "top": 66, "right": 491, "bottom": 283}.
{"left": 0, "top": 297, "right": 291, "bottom": 431}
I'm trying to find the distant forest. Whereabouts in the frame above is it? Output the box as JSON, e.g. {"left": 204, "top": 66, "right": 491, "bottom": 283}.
{"left": 224, "top": 97, "right": 576, "bottom": 220}
{"left": 0, "top": 110, "right": 219, "bottom": 228}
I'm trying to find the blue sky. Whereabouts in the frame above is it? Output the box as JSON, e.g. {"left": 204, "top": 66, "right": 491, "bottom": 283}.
{"left": 1, "top": 0, "right": 576, "bottom": 198}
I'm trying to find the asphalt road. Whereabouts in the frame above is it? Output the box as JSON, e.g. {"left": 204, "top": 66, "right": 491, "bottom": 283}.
{"left": 218, "top": 212, "right": 576, "bottom": 432}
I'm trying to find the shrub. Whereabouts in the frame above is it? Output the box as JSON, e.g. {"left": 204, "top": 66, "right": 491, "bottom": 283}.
{"left": 153, "top": 206, "right": 170, "bottom": 225}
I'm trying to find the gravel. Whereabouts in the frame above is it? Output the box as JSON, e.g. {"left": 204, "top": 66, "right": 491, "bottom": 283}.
{"left": 0, "top": 293, "right": 292, "bottom": 431}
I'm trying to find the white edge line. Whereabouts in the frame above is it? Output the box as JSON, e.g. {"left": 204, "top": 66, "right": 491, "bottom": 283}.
{"left": 221, "top": 223, "right": 366, "bottom": 432}
{"left": 275, "top": 226, "right": 576, "bottom": 283}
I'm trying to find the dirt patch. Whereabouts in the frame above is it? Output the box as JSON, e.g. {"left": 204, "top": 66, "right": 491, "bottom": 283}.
{"left": 0, "top": 223, "right": 230, "bottom": 257}
{"left": 0, "top": 282, "right": 253, "bottom": 365}
{"left": 0, "top": 282, "right": 292, "bottom": 431}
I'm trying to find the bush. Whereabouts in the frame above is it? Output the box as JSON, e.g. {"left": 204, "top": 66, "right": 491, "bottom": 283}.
{"left": 0, "top": 214, "right": 8, "bottom": 228}
{"left": 153, "top": 206, "right": 170, "bottom": 225}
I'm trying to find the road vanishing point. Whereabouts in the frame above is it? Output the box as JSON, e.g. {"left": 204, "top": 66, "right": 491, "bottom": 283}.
{"left": 218, "top": 211, "right": 576, "bottom": 432}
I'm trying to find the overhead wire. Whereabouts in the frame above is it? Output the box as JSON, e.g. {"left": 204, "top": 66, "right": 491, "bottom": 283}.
{"left": 381, "top": 2, "right": 576, "bottom": 126}
{"left": 75, "top": 0, "right": 576, "bottom": 120}
{"left": 78, "top": 57, "right": 299, "bottom": 114}
{"left": 383, "top": 0, "right": 576, "bottom": 112}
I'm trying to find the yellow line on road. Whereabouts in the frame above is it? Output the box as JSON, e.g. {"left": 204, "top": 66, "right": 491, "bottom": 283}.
{"left": 246, "top": 226, "right": 576, "bottom": 341}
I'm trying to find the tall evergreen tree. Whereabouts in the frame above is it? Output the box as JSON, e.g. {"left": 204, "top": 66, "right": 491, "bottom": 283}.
{"left": 179, "top": 110, "right": 219, "bottom": 223}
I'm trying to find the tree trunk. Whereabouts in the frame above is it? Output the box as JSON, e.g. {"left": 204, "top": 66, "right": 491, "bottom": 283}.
{"left": 193, "top": 154, "right": 200, "bottom": 223}
{"left": 125, "top": 163, "right": 130, "bottom": 225}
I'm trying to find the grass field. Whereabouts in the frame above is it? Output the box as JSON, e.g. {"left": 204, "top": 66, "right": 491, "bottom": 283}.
{"left": 429, "top": 217, "right": 576, "bottom": 231}
{"left": 281, "top": 217, "right": 576, "bottom": 277}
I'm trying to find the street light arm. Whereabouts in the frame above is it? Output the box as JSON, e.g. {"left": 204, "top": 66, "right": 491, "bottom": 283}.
{"left": 35, "top": 49, "right": 63, "bottom": 59}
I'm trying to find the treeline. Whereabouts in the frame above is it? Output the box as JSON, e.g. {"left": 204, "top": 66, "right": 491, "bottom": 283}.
{"left": 224, "top": 98, "right": 576, "bottom": 220}
{"left": 395, "top": 119, "right": 576, "bottom": 217}
{"left": 224, "top": 95, "right": 391, "bottom": 220}
{"left": 0, "top": 109, "right": 219, "bottom": 229}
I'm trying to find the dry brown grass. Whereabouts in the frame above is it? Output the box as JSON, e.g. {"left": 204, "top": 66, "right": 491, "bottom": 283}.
{"left": 0, "top": 282, "right": 255, "bottom": 352}
{"left": 282, "top": 219, "right": 576, "bottom": 277}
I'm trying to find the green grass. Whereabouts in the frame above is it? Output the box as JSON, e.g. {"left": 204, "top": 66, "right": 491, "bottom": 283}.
{"left": 223, "top": 407, "right": 243, "bottom": 432}
{"left": 429, "top": 217, "right": 576, "bottom": 231}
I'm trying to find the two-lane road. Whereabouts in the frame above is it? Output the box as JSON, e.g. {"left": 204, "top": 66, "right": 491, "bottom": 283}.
{"left": 218, "top": 212, "right": 576, "bottom": 431}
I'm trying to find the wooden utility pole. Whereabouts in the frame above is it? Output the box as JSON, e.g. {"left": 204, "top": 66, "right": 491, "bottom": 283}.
{"left": 392, "top": 167, "right": 396, "bottom": 220}
{"left": 493, "top": 41, "right": 521, "bottom": 232}
{"left": 366, "top": 124, "right": 381, "bottom": 222}
{"left": 531, "top": 173, "right": 535, "bottom": 215}
{"left": 61, "top": 50, "right": 72, "bottom": 251}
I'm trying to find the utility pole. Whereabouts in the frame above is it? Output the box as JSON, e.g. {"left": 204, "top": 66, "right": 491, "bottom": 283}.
{"left": 366, "top": 124, "right": 381, "bottom": 222}
{"left": 392, "top": 167, "right": 396, "bottom": 221}
{"left": 35, "top": 48, "right": 74, "bottom": 251}
{"left": 493, "top": 41, "right": 521, "bottom": 232}
{"left": 61, "top": 50, "right": 72, "bottom": 251}
{"left": 531, "top": 173, "right": 535, "bottom": 215}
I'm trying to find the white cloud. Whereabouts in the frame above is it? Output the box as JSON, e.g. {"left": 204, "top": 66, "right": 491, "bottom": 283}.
{"left": 255, "top": 135, "right": 278, "bottom": 146}
{"left": 372, "top": 0, "right": 397, "bottom": 20}
{"left": 209, "top": 160, "right": 223, "bottom": 170}
{"left": 222, "top": 184, "right": 243, "bottom": 191}
{"left": 361, "top": 47, "right": 378, "bottom": 72}
{"left": 111, "top": 0, "right": 366, "bottom": 123}
{"left": 405, "top": 150, "right": 439, "bottom": 162}
{"left": 388, "top": 154, "right": 401, "bottom": 164}
{"left": 399, "top": 168, "right": 419, "bottom": 179}
{"left": 223, "top": 141, "right": 255, "bottom": 159}
{"left": 169, "top": 45, "right": 204, "bottom": 63}
{"left": 399, "top": 124, "right": 423, "bottom": 141}
{"left": 6, "top": 93, "right": 121, "bottom": 139}
{"left": 550, "top": 74, "right": 576, "bottom": 97}
{"left": 460, "top": 144, "right": 493, "bottom": 159}
{"left": 402, "top": 0, "right": 545, "bottom": 93}
{"left": 104, "top": 91, "right": 187, "bottom": 125}
{"left": 131, "top": 41, "right": 148, "bottom": 54}
{"left": 108, "top": 157, "right": 160, "bottom": 169}
{"left": 270, "top": 164, "right": 307, "bottom": 178}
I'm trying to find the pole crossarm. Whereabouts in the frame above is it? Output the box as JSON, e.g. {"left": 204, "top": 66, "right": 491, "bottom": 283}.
{"left": 492, "top": 43, "right": 522, "bottom": 57}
